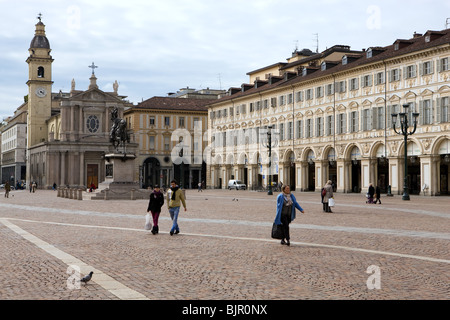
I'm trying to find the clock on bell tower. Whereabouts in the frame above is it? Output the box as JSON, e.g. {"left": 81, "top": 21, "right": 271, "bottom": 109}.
{"left": 26, "top": 14, "right": 53, "bottom": 148}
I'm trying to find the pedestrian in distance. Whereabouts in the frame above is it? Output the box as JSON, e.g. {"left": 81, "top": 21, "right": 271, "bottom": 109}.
{"left": 367, "top": 183, "right": 375, "bottom": 204}
{"left": 147, "top": 185, "right": 164, "bottom": 234}
{"left": 4, "top": 181, "right": 11, "bottom": 198}
{"left": 322, "top": 180, "right": 334, "bottom": 213}
{"left": 168, "top": 180, "right": 187, "bottom": 236}
{"left": 274, "top": 185, "right": 305, "bottom": 246}
{"left": 198, "top": 182, "right": 202, "bottom": 192}
{"left": 374, "top": 185, "right": 382, "bottom": 204}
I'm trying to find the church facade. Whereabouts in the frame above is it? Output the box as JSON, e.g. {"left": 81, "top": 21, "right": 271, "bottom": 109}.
{"left": 23, "top": 18, "right": 136, "bottom": 189}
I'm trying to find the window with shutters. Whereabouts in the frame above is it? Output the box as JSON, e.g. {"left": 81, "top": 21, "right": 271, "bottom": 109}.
{"left": 326, "top": 84, "right": 334, "bottom": 96}
{"left": 326, "top": 115, "right": 334, "bottom": 136}
{"left": 422, "top": 61, "right": 433, "bottom": 75}
{"left": 350, "top": 78, "right": 359, "bottom": 91}
{"left": 439, "top": 58, "right": 449, "bottom": 72}
{"left": 405, "top": 65, "right": 417, "bottom": 78}
{"left": 362, "top": 75, "right": 372, "bottom": 87}
{"left": 296, "top": 120, "right": 303, "bottom": 139}
{"left": 316, "top": 117, "right": 323, "bottom": 137}
{"left": 441, "top": 97, "right": 449, "bottom": 123}
{"left": 337, "top": 113, "right": 346, "bottom": 134}
{"left": 306, "top": 119, "right": 313, "bottom": 138}
{"left": 287, "top": 122, "right": 293, "bottom": 139}
{"left": 295, "top": 91, "right": 303, "bottom": 102}
{"left": 375, "top": 72, "right": 385, "bottom": 85}
{"left": 306, "top": 89, "right": 313, "bottom": 100}
{"left": 362, "top": 109, "right": 370, "bottom": 131}
{"left": 279, "top": 123, "right": 284, "bottom": 140}
{"left": 350, "top": 111, "right": 358, "bottom": 132}
{"left": 338, "top": 81, "right": 346, "bottom": 93}
{"left": 390, "top": 69, "right": 401, "bottom": 82}
{"left": 421, "top": 99, "right": 432, "bottom": 125}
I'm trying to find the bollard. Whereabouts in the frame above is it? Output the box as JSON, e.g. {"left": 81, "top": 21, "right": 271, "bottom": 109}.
{"left": 69, "top": 188, "right": 73, "bottom": 199}
{"left": 78, "top": 189, "right": 83, "bottom": 200}
{"left": 73, "top": 188, "right": 77, "bottom": 200}
{"left": 64, "top": 188, "right": 69, "bottom": 198}
{"left": 57, "top": 187, "right": 61, "bottom": 197}
{"left": 104, "top": 188, "right": 109, "bottom": 200}
{"left": 131, "top": 188, "right": 135, "bottom": 200}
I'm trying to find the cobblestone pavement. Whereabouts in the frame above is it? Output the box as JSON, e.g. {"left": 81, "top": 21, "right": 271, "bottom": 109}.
{"left": 0, "top": 188, "right": 448, "bottom": 300}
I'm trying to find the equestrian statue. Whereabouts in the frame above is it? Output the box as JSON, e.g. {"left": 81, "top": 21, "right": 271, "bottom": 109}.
{"left": 109, "top": 107, "right": 130, "bottom": 153}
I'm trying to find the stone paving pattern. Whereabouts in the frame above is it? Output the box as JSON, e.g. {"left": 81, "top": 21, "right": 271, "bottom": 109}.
{"left": 0, "top": 188, "right": 448, "bottom": 300}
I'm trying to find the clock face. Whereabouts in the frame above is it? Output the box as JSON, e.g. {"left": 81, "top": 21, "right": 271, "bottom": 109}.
{"left": 36, "top": 87, "right": 47, "bottom": 98}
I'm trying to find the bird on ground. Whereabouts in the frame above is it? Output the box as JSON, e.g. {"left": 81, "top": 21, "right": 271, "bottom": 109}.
{"left": 80, "top": 271, "right": 93, "bottom": 284}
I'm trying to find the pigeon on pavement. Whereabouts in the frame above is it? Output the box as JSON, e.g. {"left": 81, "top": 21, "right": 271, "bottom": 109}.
{"left": 80, "top": 271, "right": 93, "bottom": 284}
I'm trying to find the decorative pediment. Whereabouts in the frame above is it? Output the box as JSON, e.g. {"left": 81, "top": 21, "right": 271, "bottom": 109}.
{"left": 305, "top": 110, "right": 314, "bottom": 117}
{"left": 70, "top": 88, "right": 123, "bottom": 103}
{"left": 388, "top": 94, "right": 401, "bottom": 102}
{"left": 374, "top": 97, "right": 385, "bottom": 105}
{"left": 255, "top": 119, "right": 261, "bottom": 126}
{"left": 248, "top": 121, "right": 254, "bottom": 127}
{"left": 437, "top": 85, "right": 450, "bottom": 93}
{"left": 263, "top": 118, "right": 270, "bottom": 124}
{"left": 270, "top": 117, "right": 277, "bottom": 123}
{"left": 404, "top": 91, "right": 417, "bottom": 100}
{"left": 420, "top": 88, "right": 434, "bottom": 97}
{"left": 278, "top": 115, "right": 286, "bottom": 121}
{"left": 295, "top": 112, "right": 303, "bottom": 118}
{"left": 314, "top": 108, "right": 324, "bottom": 115}
{"left": 349, "top": 101, "right": 359, "bottom": 109}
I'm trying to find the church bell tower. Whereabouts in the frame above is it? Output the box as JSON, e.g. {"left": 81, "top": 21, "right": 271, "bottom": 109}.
{"left": 26, "top": 14, "right": 53, "bottom": 148}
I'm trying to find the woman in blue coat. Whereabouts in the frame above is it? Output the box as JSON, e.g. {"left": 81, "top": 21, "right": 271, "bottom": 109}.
{"left": 274, "top": 185, "right": 305, "bottom": 246}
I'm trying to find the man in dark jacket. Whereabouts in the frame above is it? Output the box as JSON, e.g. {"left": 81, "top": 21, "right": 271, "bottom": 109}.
{"left": 147, "top": 185, "right": 164, "bottom": 234}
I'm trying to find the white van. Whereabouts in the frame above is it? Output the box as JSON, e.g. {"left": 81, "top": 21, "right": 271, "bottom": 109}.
{"left": 227, "top": 180, "right": 246, "bottom": 190}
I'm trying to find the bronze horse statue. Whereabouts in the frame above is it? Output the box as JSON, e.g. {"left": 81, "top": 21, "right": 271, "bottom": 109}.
{"left": 110, "top": 107, "right": 130, "bottom": 152}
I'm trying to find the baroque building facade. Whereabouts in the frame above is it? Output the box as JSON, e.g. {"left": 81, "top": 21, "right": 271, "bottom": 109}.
{"left": 6, "top": 18, "right": 137, "bottom": 189}
{"left": 124, "top": 96, "right": 213, "bottom": 189}
{"left": 206, "top": 29, "right": 450, "bottom": 196}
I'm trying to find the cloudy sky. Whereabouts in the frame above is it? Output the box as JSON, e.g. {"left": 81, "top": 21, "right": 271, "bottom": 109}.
{"left": 0, "top": 0, "right": 449, "bottom": 119}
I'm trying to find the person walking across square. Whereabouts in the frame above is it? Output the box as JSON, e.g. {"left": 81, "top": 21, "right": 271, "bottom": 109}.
{"left": 168, "top": 180, "right": 187, "bottom": 236}
{"left": 147, "top": 185, "right": 164, "bottom": 235}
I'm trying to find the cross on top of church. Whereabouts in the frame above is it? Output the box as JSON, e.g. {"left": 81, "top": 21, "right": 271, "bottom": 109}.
{"left": 37, "top": 13, "right": 42, "bottom": 22}
{"left": 88, "top": 62, "right": 98, "bottom": 75}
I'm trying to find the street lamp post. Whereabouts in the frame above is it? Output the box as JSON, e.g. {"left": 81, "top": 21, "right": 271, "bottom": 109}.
{"left": 391, "top": 103, "right": 419, "bottom": 200}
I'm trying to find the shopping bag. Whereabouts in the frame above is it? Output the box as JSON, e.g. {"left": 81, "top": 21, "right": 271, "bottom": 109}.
{"left": 328, "top": 198, "right": 335, "bottom": 207}
{"left": 144, "top": 213, "right": 152, "bottom": 230}
{"left": 271, "top": 223, "right": 284, "bottom": 239}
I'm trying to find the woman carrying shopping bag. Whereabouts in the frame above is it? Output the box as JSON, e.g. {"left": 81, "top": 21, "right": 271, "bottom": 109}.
{"left": 273, "top": 185, "right": 305, "bottom": 246}
{"left": 322, "top": 180, "right": 334, "bottom": 213}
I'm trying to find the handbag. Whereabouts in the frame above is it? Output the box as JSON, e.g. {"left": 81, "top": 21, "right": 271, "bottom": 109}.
{"left": 144, "top": 213, "right": 152, "bottom": 230}
{"left": 328, "top": 198, "right": 335, "bottom": 207}
{"left": 271, "top": 223, "right": 284, "bottom": 239}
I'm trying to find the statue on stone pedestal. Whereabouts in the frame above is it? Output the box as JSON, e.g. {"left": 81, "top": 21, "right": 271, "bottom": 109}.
{"left": 109, "top": 107, "right": 130, "bottom": 152}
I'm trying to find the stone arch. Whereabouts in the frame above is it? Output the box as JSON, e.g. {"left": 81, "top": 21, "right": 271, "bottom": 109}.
{"left": 431, "top": 135, "right": 450, "bottom": 155}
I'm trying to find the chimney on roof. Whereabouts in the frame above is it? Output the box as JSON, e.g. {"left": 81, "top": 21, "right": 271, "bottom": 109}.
{"left": 413, "top": 32, "right": 422, "bottom": 38}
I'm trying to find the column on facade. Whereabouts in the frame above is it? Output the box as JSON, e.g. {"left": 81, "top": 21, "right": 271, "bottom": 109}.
{"left": 389, "top": 157, "right": 401, "bottom": 195}
{"left": 60, "top": 151, "right": 66, "bottom": 186}
{"left": 315, "top": 160, "right": 328, "bottom": 191}
{"left": 335, "top": 159, "right": 346, "bottom": 193}
{"left": 294, "top": 161, "right": 302, "bottom": 191}
{"left": 419, "top": 155, "right": 437, "bottom": 196}
{"left": 79, "top": 151, "right": 85, "bottom": 188}
{"left": 360, "top": 158, "right": 377, "bottom": 191}
{"left": 79, "top": 105, "right": 84, "bottom": 136}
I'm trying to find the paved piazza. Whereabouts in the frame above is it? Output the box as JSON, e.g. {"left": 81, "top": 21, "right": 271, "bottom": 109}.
{"left": 0, "top": 188, "right": 448, "bottom": 301}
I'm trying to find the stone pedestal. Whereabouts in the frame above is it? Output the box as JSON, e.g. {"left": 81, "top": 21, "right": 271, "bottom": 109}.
{"left": 92, "top": 153, "right": 150, "bottom": 200}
